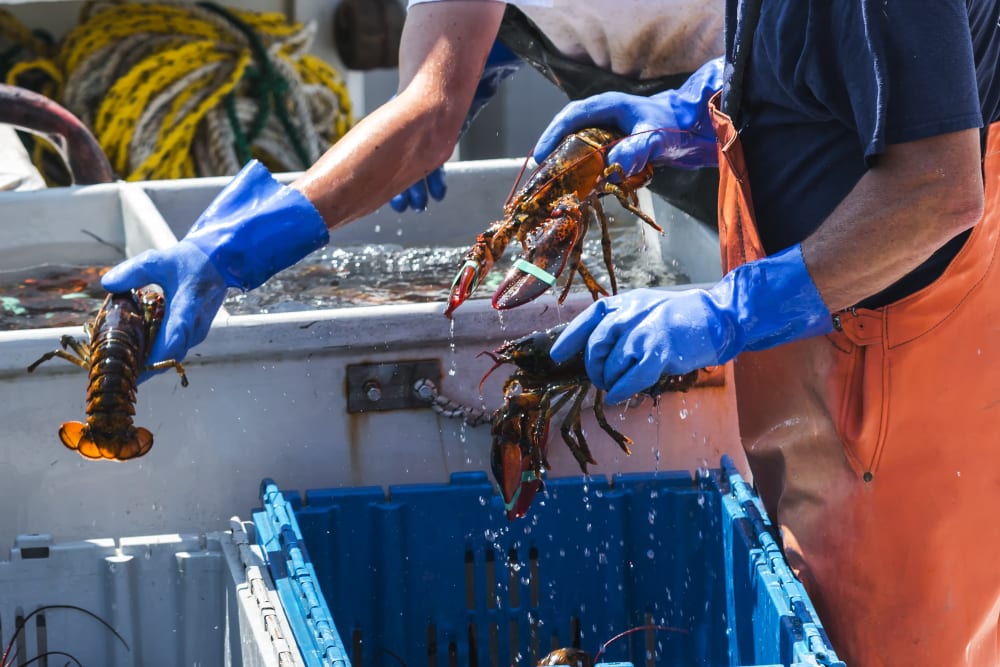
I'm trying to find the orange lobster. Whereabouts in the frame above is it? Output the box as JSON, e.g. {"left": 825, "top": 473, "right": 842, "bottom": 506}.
{"left": 26, "top": 287, "right": 188, "bottom": 461}
{"left": 445, "top": 127, "right": 662, "bottom": 318}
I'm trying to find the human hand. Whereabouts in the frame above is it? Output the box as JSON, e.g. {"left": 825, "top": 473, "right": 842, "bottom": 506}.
{"left": 550, "top": 244, "right": 834, "bottom": 405}
{"left": 389, "top": 167, "right": 447, "bottom": 212}
{"left": 533, "top": 56, "right": 723, "bottom": 177}
{"left": 102, "top": 160, "right": 329, "bottom": 371}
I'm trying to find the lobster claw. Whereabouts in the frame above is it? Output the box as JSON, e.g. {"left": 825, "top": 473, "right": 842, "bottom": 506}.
{"left": 505, "top": 464, "right": 545, "bottom": 522}
{"left": 491, "top": 436, "right": 545, "bottom": 522}
{"left": 492, "top": 196, "right": 586, "bottom": 311}
{"left": 445, "top": 223, "right": 504, "bottom": 318}
{"left": 490, "top": 393, "right": 548, "bottom": 521}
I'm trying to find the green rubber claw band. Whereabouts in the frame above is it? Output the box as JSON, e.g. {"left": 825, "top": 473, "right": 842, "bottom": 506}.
{"left": 514, "top": 258, "right": 557, "bottom": 286}
{"left": 450, "top": 260, "right": 481, "bottom": 290}
{"left": 504, "top": 486, "right": 520, "bottom": 512}
{"left": 503, "top": 471, "right": 541, "bottom": 512}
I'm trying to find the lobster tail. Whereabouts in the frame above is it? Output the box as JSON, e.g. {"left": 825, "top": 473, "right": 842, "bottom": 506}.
{"left": 59, "top": 421, "right": 153, "bottom": 461}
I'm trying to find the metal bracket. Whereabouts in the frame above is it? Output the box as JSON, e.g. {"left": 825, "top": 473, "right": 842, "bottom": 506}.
{"left": 346, "top": 359, "right": 442, "bottom": 413}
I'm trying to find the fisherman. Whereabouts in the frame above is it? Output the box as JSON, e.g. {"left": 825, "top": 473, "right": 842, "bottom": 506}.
{"left": 533, "top": 1, "right": 1000, "bottom": 664}
{"left": 100, "top": 0, "right": 724, "bottom": 368}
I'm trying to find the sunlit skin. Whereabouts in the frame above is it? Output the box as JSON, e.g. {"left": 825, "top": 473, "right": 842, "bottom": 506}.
{"left": 292, "top": 2, "right": 504, "bottom": 231}
{"left": 802, "top": 129, "right": 983, "bottom": 311}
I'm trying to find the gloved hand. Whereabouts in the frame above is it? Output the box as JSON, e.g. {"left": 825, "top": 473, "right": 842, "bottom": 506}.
{"left": 389, "top": 167, "right": 446, "bottom": 212}
{"left": 533, "top": 56, "right": 723, "bottom": 176}
{"left": 390, "top": 41, "right": 522, "bottom": 213}
{"left": 102, "top": 159, "right": 329, "bottom": 370}
{"left": 550, "top": 244, "right": 834, "bottom": 405}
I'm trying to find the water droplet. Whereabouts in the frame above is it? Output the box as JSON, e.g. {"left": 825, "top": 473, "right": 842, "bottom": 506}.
{"left": 647, "top": 549, "right": 655, "bottom": 559}
{"left": 679, "top": 408, "right": 689, "bottom": 420}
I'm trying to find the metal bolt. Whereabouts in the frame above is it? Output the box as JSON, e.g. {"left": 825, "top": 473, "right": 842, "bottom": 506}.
{"left": 413, "top": 379, "right": 436, "bottom": 402}
{"left": 363, "top": 380, "right": 382, "bottom": 402}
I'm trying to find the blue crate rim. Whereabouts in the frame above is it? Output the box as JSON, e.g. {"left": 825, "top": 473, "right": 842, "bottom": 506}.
{"left": 253, "top": 455, "right": 845, "bottom": 667}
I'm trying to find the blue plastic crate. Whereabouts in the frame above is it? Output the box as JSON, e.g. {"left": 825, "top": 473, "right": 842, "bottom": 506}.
{"left": 253, "top": 456, "right": 844, "bottom": 667}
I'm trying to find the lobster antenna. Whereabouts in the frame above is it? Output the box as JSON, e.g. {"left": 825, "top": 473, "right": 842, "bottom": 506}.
{"left": 476, "top": 350, "right": 504, "bottom": 394}
{"left": 16, "top": 649, "right": 84, "bottom": 667}
{"left": 592, "top": 624, "right": 688, "bottom": 665}
{"left": 378, "top": 647, "right": 408, "bottom": 667}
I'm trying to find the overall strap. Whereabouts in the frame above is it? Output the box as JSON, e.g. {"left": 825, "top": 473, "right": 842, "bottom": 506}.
{"left": 721, "top": 0, "right": 763, "bottom": 122}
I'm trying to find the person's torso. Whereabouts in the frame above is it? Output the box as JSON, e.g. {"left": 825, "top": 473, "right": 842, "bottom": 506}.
{"left": 725, "top": 0, "right": 1000, "bottom": 308}
{"left": 408, "top": 0, "right": 724, "bottom": 78}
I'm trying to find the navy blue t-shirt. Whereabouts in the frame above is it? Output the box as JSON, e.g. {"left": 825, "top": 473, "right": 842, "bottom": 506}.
{"left": 726, "top": 0, "right": 1000, "bottom": 308}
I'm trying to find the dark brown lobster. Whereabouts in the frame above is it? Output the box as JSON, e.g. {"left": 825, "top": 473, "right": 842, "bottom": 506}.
{"left": 480, "top": 324, "right": 707, "bottom": 521}
{"left": 445, "top": 127, "right": 662, "bottom": 317}
{"left": 27, "top": 288, "right": 187, "bottom": 461}
{"left": 537, "top": 625, "right": 687, "bottom": 667}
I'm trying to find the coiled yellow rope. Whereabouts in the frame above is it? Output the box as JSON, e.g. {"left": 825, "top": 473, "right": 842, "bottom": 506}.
{"left": 4, "top": 1, "right": 353, "bottom": 182}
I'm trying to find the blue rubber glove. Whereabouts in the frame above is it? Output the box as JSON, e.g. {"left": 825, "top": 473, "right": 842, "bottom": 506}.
{"left": 389, "top": 167, "right": 447, "bottom": 213}
{"left": 550, "top": 244, "right": 834, "bottom": 405}
{"left": 390, "top": 41, "right": 522, "bottom": 213}
{"left": 102, "top": 159, "right": 329, "bottom": 367}
{"left": 533, "top": 56, "right": 723, "bottom": 176}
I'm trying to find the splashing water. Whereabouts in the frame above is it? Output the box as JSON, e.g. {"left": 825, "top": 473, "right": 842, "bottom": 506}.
{"left": 224, "top": 225, "right": 687, "bottom": 315}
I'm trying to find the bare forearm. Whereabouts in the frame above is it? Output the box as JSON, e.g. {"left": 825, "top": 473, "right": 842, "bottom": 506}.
{"left": 801, "top": 128, "right": 984, "bottom": 310}
{"left": 290, "top": 1, "right": 504, "bottom": 230}
{"left": 291, "top": 98, "right": 459, "bottom": 228}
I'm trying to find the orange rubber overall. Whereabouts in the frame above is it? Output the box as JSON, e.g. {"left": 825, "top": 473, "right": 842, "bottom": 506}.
{"left": 709, "top": 90, "right": 1000, "bottom": 665}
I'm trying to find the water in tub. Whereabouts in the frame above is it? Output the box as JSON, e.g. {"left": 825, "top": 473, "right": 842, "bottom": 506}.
{"left": 0, "top": 264, "right": 110, "bottom": 330}
{"left": 0, "top": 212, "right": 687, "bottom": 326}
{"left": 224, "top": 212, "right": 688, "bottom": 314}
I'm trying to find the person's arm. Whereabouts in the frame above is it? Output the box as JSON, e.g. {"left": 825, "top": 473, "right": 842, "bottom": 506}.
{"left": 293, "top": 1, "right": 505, "bottom": 227}
{"left": 540, "top": 94, "right": 983, "bottom": 406}
{"left": 101, "top": 1, "right": 505, "bottom": 371}
{"left": 548, "top": 128, "right": 985, "bottom": 404}
{"left": 802, "top": 128, "right": 983, "bottom": 311}
{"left": 390, "top": 40, "right": 522, "bottom": 212}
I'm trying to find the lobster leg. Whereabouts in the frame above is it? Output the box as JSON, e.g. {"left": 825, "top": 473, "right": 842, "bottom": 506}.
{"left": 146, "top": 359, "right": 190, "bottom": 387}
{"left": 572, "top": 258, "right": 610, "bottom": 302}
{"left": 593, "top": 390, "right": 633, "bottom": 455}
{"left": 591, "top": 200, "right": 618, "bottom": 295}
{"left": 26, "top": 335, "right": 89, "bottom": 373}
{"left": 535, "top": 387, "right": 576, "bottom": 469}
{"left": 560, "top": 384, "right": 599, "bottom": 473}
{"left": 600, "top": 164, "right": 663, "bottom": 233}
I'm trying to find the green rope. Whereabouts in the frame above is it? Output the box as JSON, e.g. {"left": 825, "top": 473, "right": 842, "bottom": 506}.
{"left": 197, "top": 1, "right": 312, "bottom": 168}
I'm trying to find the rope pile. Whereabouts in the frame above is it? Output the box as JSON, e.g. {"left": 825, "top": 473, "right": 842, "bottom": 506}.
{"left": 3, "top": 1, "right": 353, "bottom": 182}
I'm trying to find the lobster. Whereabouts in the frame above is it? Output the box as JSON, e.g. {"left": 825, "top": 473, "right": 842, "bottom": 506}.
{"left": 481, "top": 324, "right": 705, "bottom": 521}
{"left": 537, "top": 625, "right": 687, "bottom": 667}
{"left": 26, "top": 287, "right": 188, "bottom": 461}
{"left": 445, "top": 127, "right": 662, "bottom": 318}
